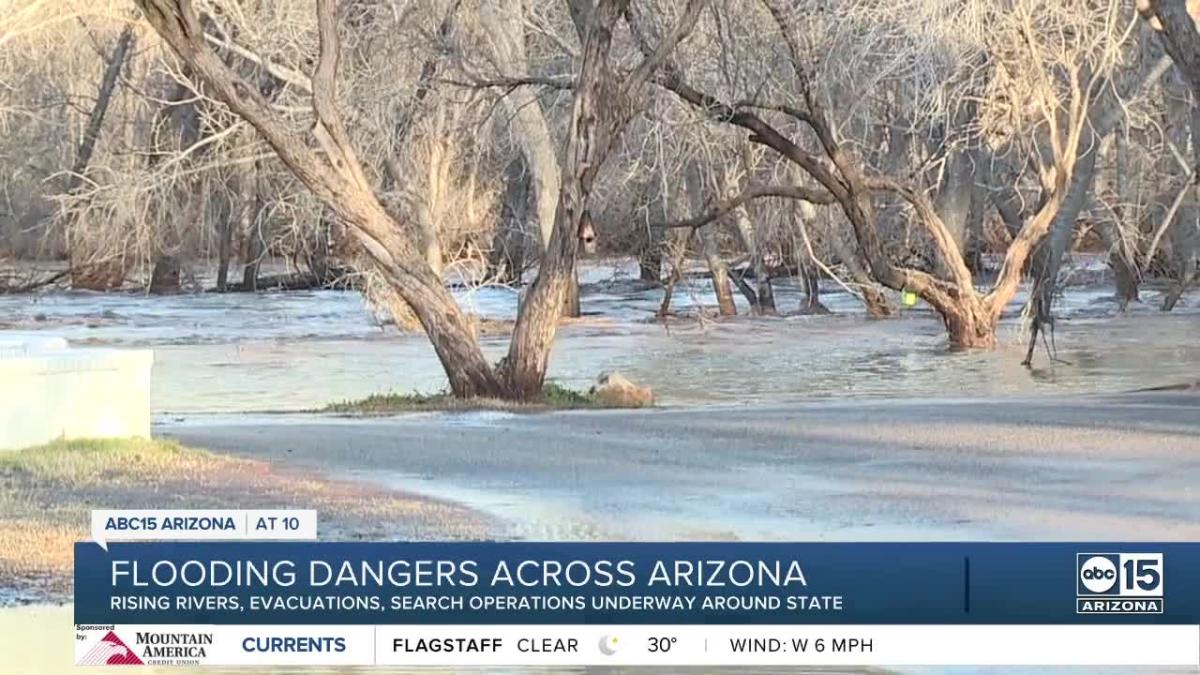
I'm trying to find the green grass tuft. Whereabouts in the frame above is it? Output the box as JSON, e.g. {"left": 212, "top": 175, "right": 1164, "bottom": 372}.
{"left": 320, "top": 382, "right": 608, "bottom": 415}
{"left": 540, "top": 382, "right": 597, "bottom": 407}
{"left": 321, "top": 391, "right": 455, "bottom": 414}
{"left": 0, "top": 437, "right": 207, "bottom": 485}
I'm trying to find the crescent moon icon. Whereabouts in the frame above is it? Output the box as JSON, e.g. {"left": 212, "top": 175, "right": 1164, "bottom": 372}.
{"left": 598, "top": 635, "right": 619, "bottom": 656}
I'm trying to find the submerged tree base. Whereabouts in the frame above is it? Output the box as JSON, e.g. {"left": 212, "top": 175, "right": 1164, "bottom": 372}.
{"left": 321, "top": 382, "right": 643, "bottom": 415}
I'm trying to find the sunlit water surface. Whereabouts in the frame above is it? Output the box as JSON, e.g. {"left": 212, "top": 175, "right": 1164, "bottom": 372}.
{"left": 1, "top": 261, "right": 1197, "bottom": 414}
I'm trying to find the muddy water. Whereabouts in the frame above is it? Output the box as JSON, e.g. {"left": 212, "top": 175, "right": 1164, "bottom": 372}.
{"left": 1, "top": 264, "right": 1197, "bottom": 413}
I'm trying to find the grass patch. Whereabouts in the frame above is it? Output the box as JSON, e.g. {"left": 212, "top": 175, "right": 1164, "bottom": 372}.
{"left": 0, "top": 437, "right": 213, "bottom": 487}
{"left": 321, "top": 382, "right": 606, "bottom": 415}
{"left": 0, "top": 437, "right": 488, "bottom": 604}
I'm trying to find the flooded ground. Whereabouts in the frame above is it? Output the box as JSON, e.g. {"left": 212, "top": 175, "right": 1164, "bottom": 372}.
{"left": 0, "top": 259, "right": 1196, "bottom": 413}
{"left": 2, "top": 261, "right": 1198, "bottom": 674}
{"left": 168, "top": 392, "right": 1200, "bottom": 544}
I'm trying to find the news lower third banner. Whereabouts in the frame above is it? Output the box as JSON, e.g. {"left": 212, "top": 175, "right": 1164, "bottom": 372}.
{"left": 74, "top": 542, "right": 1200, "bottom": 666}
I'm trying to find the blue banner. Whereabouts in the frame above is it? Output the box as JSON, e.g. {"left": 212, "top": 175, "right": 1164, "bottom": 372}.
{"left": 74, "top": 542, "right": 1199, "bottom": 625}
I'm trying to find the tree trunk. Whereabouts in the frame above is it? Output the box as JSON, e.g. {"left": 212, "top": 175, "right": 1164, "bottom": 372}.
{"left": 499, "top": 0, "right": 642, "bottom": 397}
{"left": 68, "top": 26, "right": 136, "bottom": 291}
{"left": 480, "top": 0, "right": 575, "bottom": 317}
{"left": 933, "top": 146, "right": 975, "bottom": 266}
{"left": 799, "top": 262, "right": 828, "bottom": 315}
{"left": 944, "top": 297, "right": 998, "bottom": 350}
{"left": 242, "top": 160, "right": 267, "bottom": 290}
{"left": 1163, "top": 103, "right": 1200, "bottom": 311}
{"left": 479, "top": 0, "right": 562, "bottom": 253}
{"left": 682, "top": 162, "right": 736, "bottom": 316}
{"left": 149, "top": 255, "right": 182, "bottom": 294}
{"left": 1161, "top": 252, "right": 1197, "bottom": 310}
{"left": 152, "top": 184, "right": 203, "bottom": 294}
{"left": 963, "top": 156, "right": 992, "bottom": 275}
{"left": 829, "top": 229, "right": 890, "bottom": 317}
{"left": 792, "top": 199, "right": 830, "bottom": 314}
{"left": 731, "top": 200, "right": 775, "bottom": 314}
{"left": 226, "top": 154, "right": 259, "bottom": 291}
{"left": 1142, "top": 1, "right": 1200, "bottom": 101}
{"left": 488, "top": 154, "right": 532, "bottom": 284}
{"left": 697, "top": 227, "right": 737, "bottom": 316}
{"left": 1104, "top": 221, "right": 1141, "bottom": 309}
{"left": 560, "top": 270, "right": 582, "bottom": 318}
{"left": 216, "top": 214, "right": 234, "bottom": 292}
{"left": 1022, "top": 134, "right": 1102, "bottom": 364}
{"left": 657, "top": 228, "right": 691, "bottom": 315}
{"left": 66, "top": 27, "right": 135, "bottom": 195}
{"left": 638, "top": 182, "right": 667, "bottom": 283}
{"left": 639, "top": 237, "right": 664, "bottom": 282}
{"left": 1103, "top": 132, "right": 1140, "bottom": 309}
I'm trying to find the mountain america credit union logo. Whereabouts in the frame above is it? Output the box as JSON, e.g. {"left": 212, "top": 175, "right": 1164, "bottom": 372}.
{"left": 79, "top": 631, "right": 144, "bottom": 665}
{"left": 1076, "top": 552, "right": 1164, "bottom": 614}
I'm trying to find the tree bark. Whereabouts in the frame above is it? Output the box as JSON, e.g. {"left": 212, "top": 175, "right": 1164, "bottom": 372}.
{"left": 1141, "top": 1, "right": 1200, "bottom": 99}
{"left": 1140, "top": 2, "right": 1200, "bottom": 310}
{"left": 215, "top": 186, "right": 234, "bottom": 292}
{"left": 1163, "top": 101, "right": 1200, "bottom": 310}
{"left": 479, "top": 0, "right": 577, "bottom": 317}
{"left": 684, "top": 162, "right": 736, "bottom": 316}
{"left": 639, "top": 228, "right": 664, "bottom": 282}
{"left": 499, "top": 0, "right": 704, "bottom": 396}
{"left": 1022, "top": 142, "right": 1101, "bottom": 363}
{"left": 479, "top": 0, "right": 562, "bottom": 252}
{"left": 499, "top": 0, "right": 631, "bottom": 396}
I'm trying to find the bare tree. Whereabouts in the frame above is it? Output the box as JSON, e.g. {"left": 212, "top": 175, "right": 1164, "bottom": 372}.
{"left": 135, "top": 0, "right": 701, "bottom": 398}
{"left": 1139, "top": 0, "right": 1200, "bottom": 309}
{"left": 649, "top": 0, "right": 1149, "bottom": 349}
{"left": 137, "top": 0, "right": 504, "bottom": 396}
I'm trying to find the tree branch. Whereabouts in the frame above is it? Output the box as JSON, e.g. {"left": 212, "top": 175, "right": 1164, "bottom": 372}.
{"left": 1141, "top": 0, "right": 1200, "bottom": 100}
{"left": 653, "top": 183, "right": 835, "bottom": 230}
{"left": 865, "top": 175, "right": 976, "bottom": 294}
{"left": 623, "top": 0, "right": 706, "bottom": 93}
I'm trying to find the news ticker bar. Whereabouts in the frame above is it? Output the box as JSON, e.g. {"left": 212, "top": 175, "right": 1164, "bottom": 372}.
{"left": 75, "top": 542, "right": 1199, "bottom": 625}
{"left": 75, "top": 624, "right": 1200, "bottom": 667}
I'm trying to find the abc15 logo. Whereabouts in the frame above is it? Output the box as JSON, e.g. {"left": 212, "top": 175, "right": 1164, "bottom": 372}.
{"left": 1077, "top": 553, "right": 1164, "bottom": 597}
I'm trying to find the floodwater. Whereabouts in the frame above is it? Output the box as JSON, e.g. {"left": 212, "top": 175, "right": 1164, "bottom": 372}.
{"left": 0, "top": 259, "right": 1196, "bottom": 413}
{"left": 2, "top": 261, "right": 1198, "bottom": 674}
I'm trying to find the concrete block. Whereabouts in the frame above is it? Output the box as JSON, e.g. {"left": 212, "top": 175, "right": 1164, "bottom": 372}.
{"left": 0, "top": 334, "right": 153, "bottom": 450}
